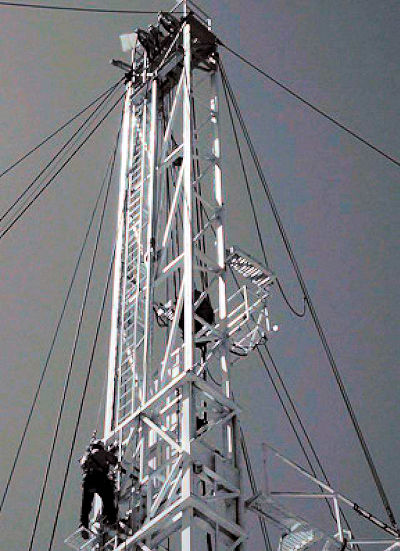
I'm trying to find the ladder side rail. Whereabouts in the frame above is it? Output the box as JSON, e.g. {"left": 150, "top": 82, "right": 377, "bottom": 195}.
{"left": 105, "top": 86, "right": 133, "bottom": 438}
{"left": 116, "top": 106, "right": 138, "bottom": 426}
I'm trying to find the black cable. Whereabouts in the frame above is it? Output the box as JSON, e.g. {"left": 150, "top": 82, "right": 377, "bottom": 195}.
{"left": 48, "top": 244, "right": 116, "bottom": 551}
{"left": 229, "top": 267, "right": 353, "bottom": 533}
{"left": 0, "top": 90, "right": 124, "bottom": 242}
{"left": 5, "top": 124, "right": 103, "bottom": 228}
{"left": 0, "top": 151, "right": 112, "bottom": 514}
{"left": 204, "top": 364, "right": 222, "bottom": 387}
{"left": 263, "top": 344, "right": 331, "bottom": 483}
{"left": 220, "top": 70, "right": 269, "bottom": 269}
{"left": 262, "top": 343, "right": 358, "bottom": 542}
{"left": 1, "top": 102, "right": 114, "bottom": 230}
{"left": 0, "top": 81, "right": 120, "bottom": 225}
{"left": 47, "top": 133, "right": 119, "bottom": 547}
{"left": 257, "top": 344, "right": 329, "bottom": 489}
{"left": 0, "top": 1, "right": 173, "bottom": 14}
{"left": 206, "top": 75, "right": 339, "bottom": 525}
{"left": 220, "top": 68, "right": 307, "bottom": 319}
{"left": 232, "top": 387, "right": 271, "bottom": 551}
{"left": 47, "top": 128, "right": 119, "bottom": 543}
{"left": 258, "top": 334, "right": 341, "bottom": 525}
{"left": 0, "top": 78, "right": 124, "bottom": 180}
{"left": 220, "top": 43, "right": 400, "bottom": 169}
{"left": 0, "top": 80, "right": 121, "bottom": 226}
{"left": 220, "top": 61, "right": 398, "bottom": 530}
{"left": 27, "top": 114, "right": 121, "bottom": 551}
{"left": 276, "top": 278, "right": 307, "bottom": 318}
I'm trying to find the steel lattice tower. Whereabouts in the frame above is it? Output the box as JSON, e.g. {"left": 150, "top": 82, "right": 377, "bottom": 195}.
{"left": 101, "top": 4, "right": 246, "bottom": 550}
{"left": 63, "top": 5, "right": 400, "bottom": 551}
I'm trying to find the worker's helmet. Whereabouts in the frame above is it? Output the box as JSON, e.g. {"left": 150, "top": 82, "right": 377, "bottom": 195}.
{"left": 91, "top": 439, "right": 104, "bottom": 450}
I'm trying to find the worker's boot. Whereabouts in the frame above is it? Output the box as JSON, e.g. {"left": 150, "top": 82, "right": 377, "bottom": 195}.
{"left": 79, "top": 523, "right": 90, "bottom": 540}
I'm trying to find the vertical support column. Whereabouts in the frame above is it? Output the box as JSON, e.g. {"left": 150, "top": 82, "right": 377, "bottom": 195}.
{"left": 210, "top": 70, "right": 229, "bottom": 397}
{"left": 334, "top": 496, "right": 344, "bottom": 542}
{"left": 211, "top": 68, "right": 245, "bottom": 549}
{"left": 181, "top": 9, "right": 195, "bottom": 551}
{"left": 105, "top": 86, "right": 131, "bottom": 438}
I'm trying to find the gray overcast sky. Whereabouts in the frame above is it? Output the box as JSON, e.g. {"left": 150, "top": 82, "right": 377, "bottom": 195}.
{"left": 0, "top": 1, "right": 399, "bottom": 550}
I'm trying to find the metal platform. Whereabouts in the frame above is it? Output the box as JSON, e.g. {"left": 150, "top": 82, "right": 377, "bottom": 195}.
{"left": 64, "top": 527, "right": 98, "bottom": 551}
{"left": 246, "top": 493, "right": 338, "bottom": 551}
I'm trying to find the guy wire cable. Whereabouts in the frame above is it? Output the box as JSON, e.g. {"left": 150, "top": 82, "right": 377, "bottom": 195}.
{"left": 219, "top": 59, "right": 398, "bottom": 531}
{"left": 0, "top": 82, "right": 122, "bottom": 230}
{"left": 231, "top": 389, "right": 272, "bottom": 551}
{"left": 263, "top": 339, "right": 361, "bottom": 550}
{"left": 187, "top": 160, "right": 319, "bottom": 502}
{"left": 0, "top": 2, "right": 173, "bottom": 14}
{"left": 47, "top": 244, "right": 116, "bottom": 551}
{"left": 27, "top": 111, "right": 122, "bottom": 551}
{"left": 229, "top": 265, "right": 356, "bottom": 537}
{"left": 219, "top": 63, "right": 307, "bottom": 318}
{"left": 220, "top": 68, "right": 269, "bottom": 270}
{"left": 48, "top": 118, "right": 121, "bottom": 545}
{"left": 0, "top": 150, "right": 113, "bottom": 514}
{"left": 242, "top": 432, "right": 273, "bottom": 551}
{"left": 219, "top": 41, "right": 400, "bottom": 169}
{"left": 0, "top": 80, "right": 122, "bottom": 226}
{"left": 0, "top": 90, "right": 125, "bottom": 242}
{"left": 222, "top": 63, "right": 377, "bottom": 537}
{"left": 0, "top": 86, "right": 121, "bottom": 232}
{"left": 0, "top": 77, "right": 124, "bottom": 180}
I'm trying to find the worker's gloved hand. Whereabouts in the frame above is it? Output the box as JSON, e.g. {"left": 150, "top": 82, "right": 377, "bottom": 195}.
{"left": 116, "top": 462, "right": 127, "bottom": 474}
{"left": 108, "top": 440, "right": 119, "bottom": 452}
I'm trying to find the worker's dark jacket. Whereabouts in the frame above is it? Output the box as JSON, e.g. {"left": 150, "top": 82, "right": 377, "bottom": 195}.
{"left": 81, "top": 448, "right": 118, "bottom": 477}
{"left": 80, "top": 448, "right": 118, "bottom": 527}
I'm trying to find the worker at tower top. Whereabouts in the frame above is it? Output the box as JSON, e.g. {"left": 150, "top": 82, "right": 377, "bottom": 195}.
{"left": 79, "top": 438, "right": 118, "bottom": 539}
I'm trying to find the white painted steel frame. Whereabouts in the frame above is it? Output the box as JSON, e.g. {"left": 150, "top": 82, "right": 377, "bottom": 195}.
{"left": 101, "top": 4, "right": 246, "bottom": 551}
{"left": 247, "top": 443, "right": 400, "bottom": 551}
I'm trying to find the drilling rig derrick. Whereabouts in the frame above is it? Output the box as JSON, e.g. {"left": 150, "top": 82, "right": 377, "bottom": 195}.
{"left": 66, "top": 3, "right": 255, "bottom": 550}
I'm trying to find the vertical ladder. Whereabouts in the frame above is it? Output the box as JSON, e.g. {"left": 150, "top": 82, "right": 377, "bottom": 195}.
{"left": 116, "top": 103, "right": 148, "bottom": 424}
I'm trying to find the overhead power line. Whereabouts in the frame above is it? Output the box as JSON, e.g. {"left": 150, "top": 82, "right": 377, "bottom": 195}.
{"left": 220, "top": 42, "right": 400, "bottom": 169}
{"left": 0, "top": 1, "right": 166, "bottom": 14}
{"left": 0, "top": 78, "right": 124, "bottom": 181}
{"left": 219, "top": 60, "right": 398, "bottom": 531}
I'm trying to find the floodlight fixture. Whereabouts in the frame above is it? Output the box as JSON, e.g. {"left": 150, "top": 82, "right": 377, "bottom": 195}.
{"left": 120, "top": 32, "right": 138, "bottom": 52}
